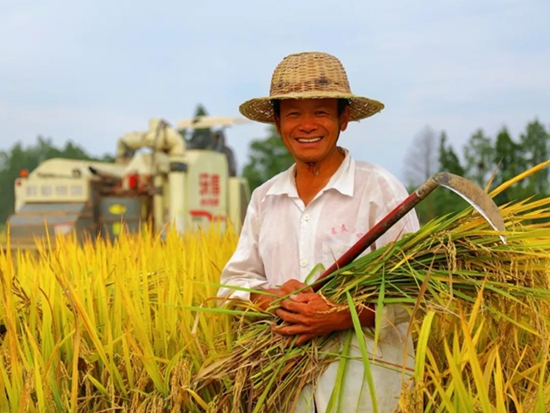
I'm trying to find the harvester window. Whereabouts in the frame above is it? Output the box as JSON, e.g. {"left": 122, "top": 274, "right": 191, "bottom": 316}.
{"left": 41, "top": 186, "right": 52, "bottom": 196}
{"left": 56, "top": 186, "right": 68, "bottom": 196}
{"left": 71, "top": 185, "right": 83, "bottom": 196}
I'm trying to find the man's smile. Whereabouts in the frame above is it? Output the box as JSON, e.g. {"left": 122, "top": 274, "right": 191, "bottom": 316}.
{"left": 296, "top": 137, "right": 323, "bottom": 144}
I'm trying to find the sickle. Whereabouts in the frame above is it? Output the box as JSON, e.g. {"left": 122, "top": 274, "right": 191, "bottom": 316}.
{"left": 311, "top": 172, "right": 506, "bottom": 292}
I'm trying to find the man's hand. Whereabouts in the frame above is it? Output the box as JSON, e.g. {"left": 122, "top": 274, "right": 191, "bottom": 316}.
{"left": 279, "top": 279, "right": 314, "bottom": 296}
{"left": 272, "top": 293, "right": 375, "bottom": 346}
{"left": 250, "top": 279, "right": 313, "bottom": 313}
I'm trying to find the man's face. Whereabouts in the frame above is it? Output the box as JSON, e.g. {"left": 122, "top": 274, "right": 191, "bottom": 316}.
{"left": 275, "top": 98, "right": 350, "bottom": 166}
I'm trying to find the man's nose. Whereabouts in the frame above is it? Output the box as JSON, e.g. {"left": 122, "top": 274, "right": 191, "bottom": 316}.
{"left": 298, "top": 114, "right": 317, "bottom": 133}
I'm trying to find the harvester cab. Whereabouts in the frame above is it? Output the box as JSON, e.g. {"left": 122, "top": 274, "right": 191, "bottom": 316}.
{"left": 6, "top": 116, "right": 252, "bottom": 249}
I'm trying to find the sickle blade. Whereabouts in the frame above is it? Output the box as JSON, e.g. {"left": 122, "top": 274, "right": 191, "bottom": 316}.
{"left": 434, "top": 172, "right": 507, "bottom": 244}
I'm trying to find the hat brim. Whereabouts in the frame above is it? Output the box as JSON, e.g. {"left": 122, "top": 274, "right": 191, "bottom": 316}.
{"left": 239, "top": 92, "right": 384, "bottom": 124}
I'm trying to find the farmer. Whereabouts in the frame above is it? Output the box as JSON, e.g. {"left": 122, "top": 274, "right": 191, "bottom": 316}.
{"left": 218, "top": 51, "right": 420, "bottom": 412}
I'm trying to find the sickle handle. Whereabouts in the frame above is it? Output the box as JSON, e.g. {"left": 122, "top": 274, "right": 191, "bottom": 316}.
{"left": 311, "top": 178, "right": 439, "bottom": 292}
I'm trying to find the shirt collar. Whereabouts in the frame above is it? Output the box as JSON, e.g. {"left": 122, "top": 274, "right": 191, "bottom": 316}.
{"left": 263, "top": 148, "right": 355, "bottom": 200}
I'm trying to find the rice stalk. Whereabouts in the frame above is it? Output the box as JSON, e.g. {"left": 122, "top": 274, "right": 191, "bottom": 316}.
{"left": 0, "top": 223, "right": 237, "bottom": 411}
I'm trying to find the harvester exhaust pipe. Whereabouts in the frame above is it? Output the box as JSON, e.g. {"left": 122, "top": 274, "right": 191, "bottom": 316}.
{"left": 113, "top": 118, "right": 187, "bottom": 234}
{"left": 312, "top": 172, "right": 507, "bottom": 292}
{"left": 115, "top": 118, "right": 185, "bottom": 164}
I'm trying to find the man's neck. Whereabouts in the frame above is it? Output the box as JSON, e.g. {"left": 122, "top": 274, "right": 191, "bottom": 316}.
{"left": 294, "top": 147, "right": 346, "bottom": 205}
{"left": 295, "top": 147, "right": 345, "bottom": 180}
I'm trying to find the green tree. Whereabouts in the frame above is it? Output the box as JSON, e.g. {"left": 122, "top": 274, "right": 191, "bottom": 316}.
{"left": 438, "top": 131, "right": 465, "bottom": 176}
{"left": 493, "top": 127, "right": 524, "bottom": 204}
{"left": 519, "top": 119, "right": 550, "bottom": 196}
{"left": 193, "top": 104, "right": 210, "bottom": 134}
{"left": 194, "top": 104, "right": 209, "bottom": 117}
{"left": 184, "top": 104, "right": 214, "bottom": 149}
{"left": 403, "top": 126, "right": 440, "bottom": 223}
{"left": 412, "top": 131, "right": 468, "bottom": 225}
{"left": 242, "top": 126, "right": 294, "bottom": 191}
{"left": 0, "top": 143, "right": 32, "bottom": 224}
{"left": 464, "top": 129, "right": 495, "bottom": 189}
{"left": 405, "top": 120, "right": 550, "bottom": 226}
{"left": 430, "top": 131, "right": 469, "bottom": 220}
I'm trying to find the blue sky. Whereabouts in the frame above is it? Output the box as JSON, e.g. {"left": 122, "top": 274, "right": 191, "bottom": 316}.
{"left": 1, "top": 0, "right": 549, "bottom": 183}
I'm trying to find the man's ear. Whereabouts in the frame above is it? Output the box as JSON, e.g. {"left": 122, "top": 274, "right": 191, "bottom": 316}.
{"left": 274, "top": 114, "right": 282, "bottom": 136}
{"left": 339, "top": 105, "right": 351, "bottom": 132}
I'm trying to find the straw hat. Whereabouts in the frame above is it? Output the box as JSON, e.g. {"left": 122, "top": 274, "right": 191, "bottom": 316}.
{"left": 239, "top": 51, "right": 385, "bottom": 124}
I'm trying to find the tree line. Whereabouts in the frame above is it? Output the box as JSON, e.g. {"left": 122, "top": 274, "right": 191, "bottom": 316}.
{"left": 0, "top": 136, "right": 113, "bottom": 224}
{"left": 241, "top": 118, "right": 550, "bottom": 224}
{"left": 404, "top": 119, "right": 549, "bottom": 223}
{"left": 1, "top": 112, "right": 548, "bottom": 227}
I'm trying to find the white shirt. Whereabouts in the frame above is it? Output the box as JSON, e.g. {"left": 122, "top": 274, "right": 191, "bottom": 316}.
{"left": 218, "top": 149, "right": 420, "bottom": 413}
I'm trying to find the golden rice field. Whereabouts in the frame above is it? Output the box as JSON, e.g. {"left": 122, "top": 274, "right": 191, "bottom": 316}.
{"left": 1, "top": 164, "right": 550, "bottom": 412}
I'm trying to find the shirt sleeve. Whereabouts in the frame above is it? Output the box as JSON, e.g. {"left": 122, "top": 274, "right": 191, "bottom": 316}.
{"left": 217, "top": 193, "right": 270, "bottom": 303}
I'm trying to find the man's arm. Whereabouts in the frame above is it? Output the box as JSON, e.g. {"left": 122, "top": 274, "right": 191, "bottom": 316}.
{"left": 218, "top": 193, "right": 320, "bottom": 312}
{"left": 217, "top": 198, "right": 270, "bottom": 303}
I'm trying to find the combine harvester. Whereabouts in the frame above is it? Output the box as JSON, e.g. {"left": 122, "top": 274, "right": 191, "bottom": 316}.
{"left": 4, "top": 116, "right": 251, "bottom": 251}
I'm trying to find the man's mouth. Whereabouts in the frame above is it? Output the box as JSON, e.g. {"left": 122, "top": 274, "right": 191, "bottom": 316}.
{"left": 296, "top": 137, "right": 322, "bottom": 143}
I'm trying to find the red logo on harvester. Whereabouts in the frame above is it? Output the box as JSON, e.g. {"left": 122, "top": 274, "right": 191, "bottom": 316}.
{"left": 199, "top": 173, "right": 220, "bottom": 206}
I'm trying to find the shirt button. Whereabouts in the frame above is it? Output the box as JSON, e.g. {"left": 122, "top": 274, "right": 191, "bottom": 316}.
{"left": 300, "top": 259, "right": 307, "bottom": 267}
{"left": 303, "top": 214, "right": 310, "bottom": 221}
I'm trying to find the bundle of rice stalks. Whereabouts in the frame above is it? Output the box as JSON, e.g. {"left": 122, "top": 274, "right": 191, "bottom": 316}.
{"left": 190, "top": 162, "right": 550, "bottom": 412}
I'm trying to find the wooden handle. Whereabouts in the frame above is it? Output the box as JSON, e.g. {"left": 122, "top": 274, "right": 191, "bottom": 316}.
{"left": 311, "top": 178, "right": 438, "bottom": 292}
